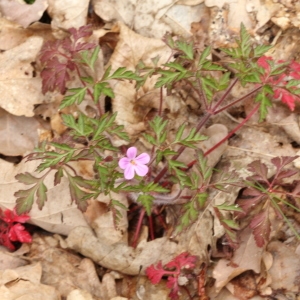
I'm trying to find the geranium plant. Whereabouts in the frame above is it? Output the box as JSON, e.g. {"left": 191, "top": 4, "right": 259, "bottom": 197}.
{"left": 13, "top": 23, "right": 300, "bottom": 268}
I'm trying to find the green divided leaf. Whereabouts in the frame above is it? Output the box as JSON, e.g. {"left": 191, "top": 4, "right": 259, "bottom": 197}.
{"left": 253, "top": 45, "right": 273, "bottom": 57}
{"left": 15, "top": 173, "right": 40, "bottom": 185}
{"left": 156, "top": 149, "right": 178, "bottom": 164}
{"left": 198, "top": 46, "right": 211, "bottom": 66}
{"left": 215, "top": 203, "right": 243, "bottom": 212}
{"left": 137, "top": 194, "right": 154, "bottom": 216}
{"left": 15, "top": 173, "right": 48, "bottom": 214}
{"left": 105, "top": 67, "right": 142, "bottom": 81}
{"left": 60, "top": 87, "right": 87, "bottom": 109}
{"left": 94, "top": 82, "right": 115, "bottom": 103}
{"left": 80, "top": 46, "right": 100, "bottom": 70}
{"left": 147, "top": 116, "right": 168, "bottom": 145}
{"left": 255, "top": 85, "right": 273, "bottom": 121}
{"left": 176, "top": 40, "right": 194, "bottom": 60}
{"left": 67, "top": 174, "right": 94, "bottom": 211}
{"left": 36, "top": 182, "right": 48, "bottom": 210}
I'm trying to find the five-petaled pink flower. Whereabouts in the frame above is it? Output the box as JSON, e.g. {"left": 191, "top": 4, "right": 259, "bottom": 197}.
{"left": 118, "top": 147, "right": 150, "bottom": 180}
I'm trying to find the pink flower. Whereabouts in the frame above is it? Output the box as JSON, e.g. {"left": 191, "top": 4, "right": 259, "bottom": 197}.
{"left": 118, "top": 147, "right": 150, "bottom": 180}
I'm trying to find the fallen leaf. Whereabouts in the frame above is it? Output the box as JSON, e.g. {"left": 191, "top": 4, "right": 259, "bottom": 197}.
{"left": 108, "top": 22, "right": 171, "bottom": 137}
{"left": 0, "top": 262, "right": 59, "bottom": 300}
{"left": 47, "top": 0, "right": 90, "bottom": 30}
{"left": 0, "top": 158, "right": 89, "bottom": 236}
{"left": 212, "top": 228, "right": 263, "bottom": 293}
{"left": 66, "top": 289, "right": 96, "bottom": 300}
{"left": 267, "top": 241, "right": 300, "bottom": 293}
{"left": 0, "top": 108, "right": 39, "bottom": 156}
{"left": 93, "top": 0, "right": 205, "bottom": 38}
{"left": 0, "top": 246, "right": 28, "bottom": 270}
{"left": 0, "top": 36, "right": 45, "bottom": 117}
{"left": 0, "top": 19, "right": 53, "bottom": 51}
{"left": 28, "top": 233, "right": 104, "bottom": 298}
{"left": 66, "top": 226, "right": 178, "bottom": 275}
{"left": 0, "top": 0, "right": 48, "bottom": 28}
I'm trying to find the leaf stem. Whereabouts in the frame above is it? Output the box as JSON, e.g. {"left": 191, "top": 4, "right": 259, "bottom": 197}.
{"left": 204, "top": 102, "right": 260, "bottom": 157}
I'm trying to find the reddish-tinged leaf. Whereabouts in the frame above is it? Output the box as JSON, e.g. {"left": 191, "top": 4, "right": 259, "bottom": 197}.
{"left": 257, "top": 56, "right": 273, "bottom": 81}
{"left": 1, "top": 208, "right": 30, "bottom": 224}
{"left": 292, "top": 181, "right": 300, "bottom": 196}
{"left": 69, "top": 25, "right": 93, "bottom": 42}
{"left": 165, "top": 252, "right": 197, "bottom": 270}
{"left": 8, "top": 223, "right": 32, "bottom": 243}
{"left": 250, "top": 209, "right": 270, "bottom": 247}
{"left": 247, "top": 160, "right": 269, "bottom": 183}
{"left": 290, "top": 61, "right": 300, "bottom": 79}
{"left": 274, "top": 88, "right": 300, "bottom": 111}
{"left": 145, "top": 261, "right": 166, "bottom": 284}
{"left": 257, "top": 56, "right": 273, "bottom": 70}
{"left": 41, "top": 57, "right": 70, "bottom": 94}
{"left": 0, "top": 232, "right": 15, "bottom": 250}
{"left": 274, "top": 169, "right": 298, "bottom": 183}
{"left": 74, "top": 42, "right": 96, "bottom": 52}
{"left": 166, "top": 276, "right": 180, "bottom": 300}
{"left": 39, "top": 40, "right": 61, "bottom": 63}
{"left": 236, "top": 191, "right": 265, "bottom": 217}
{"left": 271, "top": 156, "right": 298, "bottom": 170}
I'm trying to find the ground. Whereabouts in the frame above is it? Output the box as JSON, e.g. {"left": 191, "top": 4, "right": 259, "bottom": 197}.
{"left": 0, "top": 1, "right": 300, "bottom": 300}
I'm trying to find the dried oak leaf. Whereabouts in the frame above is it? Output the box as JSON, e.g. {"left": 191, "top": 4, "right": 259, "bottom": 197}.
{"left": 0, "top": 36, "right": 44, "bottom": 117}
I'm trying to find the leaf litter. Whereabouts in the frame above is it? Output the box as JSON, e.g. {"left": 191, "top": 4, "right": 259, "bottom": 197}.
{"left": 0, "top": 1, "right": 300, "bottom": 299}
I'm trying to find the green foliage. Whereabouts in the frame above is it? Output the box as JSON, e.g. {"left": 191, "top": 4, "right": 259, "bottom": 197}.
{"left": 14, "top": 23, "right": 300, "bottom": 253}
{"left": 255, "top": 85, "right": 273, "bottom": 121}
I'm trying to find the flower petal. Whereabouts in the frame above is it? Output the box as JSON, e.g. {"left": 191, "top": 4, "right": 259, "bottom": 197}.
{"left": 134, "top": 164, "right": 149, "bottom": 177}
{"left": 124, "top": 164, "right": 135, "bottom": 180}
{"left": 127, "top": 147, "right": 137, "bottom": 159}
{"left": 135, "top": 153, "right": 150, "bottom": 164}
{"left": 118, "top": 157, "right": 130, "bottom": 170}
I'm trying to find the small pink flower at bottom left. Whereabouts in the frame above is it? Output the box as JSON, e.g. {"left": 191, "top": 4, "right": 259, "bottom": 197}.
{"left": 118, "top": 147, "right": 150, "bottom": 180}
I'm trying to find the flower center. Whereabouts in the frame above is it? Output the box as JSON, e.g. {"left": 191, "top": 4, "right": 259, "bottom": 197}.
{"left": 130, "top": 159, "right": 137, "bottom": 165}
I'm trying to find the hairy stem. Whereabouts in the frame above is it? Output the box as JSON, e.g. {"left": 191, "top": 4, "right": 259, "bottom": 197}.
{"left": 213, "top": 85, "right": 262, "bottom": 114}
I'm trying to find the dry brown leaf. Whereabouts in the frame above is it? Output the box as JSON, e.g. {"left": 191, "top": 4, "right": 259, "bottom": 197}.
{"left": 93, "top": 0, "right": 176, "bottom": 38}
{"left": 267, "top": 241, "right": 300, "bottom": 293}
{"left": 176, "top": 210, "right": 213, "bottom": 262}
{"left": 0, "top": 36, "right": 45, "bottom": 117}
{"left": 212, "top": 228, "right": 263, "bottom": 294}
{"left": 47, "top": 0, "right": 90, "bottom": 30}
{"left": 108, "top": 22, "right": 171, "bottom": 138}
{"left": 0, "top": 18, "right": 53, "bottom": 51}
{"left": 28, "top": 233, "right": 104, "bottom": 298}
{"left": 67, "top": 289, "right": 95, "bottom": 300}
{"left": 93, "top": 0, "right": 204, "bottom": 38}
{"left": 0, "top": 158, "right": 89, "bottom": 236}
{"left": 66, "top": 226, "right": 178, "bottom": 275}
{"left": 0, "top": 263, "right": 60, "bottom": 300}
{"left": 0, "top": 0, "right": 48, "bottom": 28}
{"left": 0, "top": 247, "right": 28, "bottom": 271}
{"left": 0, "top": 108, "right": 39, "bottom": 156}
{"left": 205, "top": 0, "right": 253, "bottom": 29}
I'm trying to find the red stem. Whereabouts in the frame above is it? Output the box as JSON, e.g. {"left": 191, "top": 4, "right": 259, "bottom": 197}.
{"left": 132, "top": 208, "right": 146, "bottom": 248}
{"left": 213, "top": 85, "right": 262, "bottom": 114}
{"left": 203, "top": 102, "right": 260, "bottom": 157}
{"left": 148, "top": 215, "right": 155, "bottom": 240}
